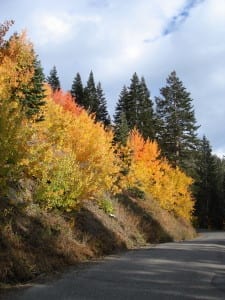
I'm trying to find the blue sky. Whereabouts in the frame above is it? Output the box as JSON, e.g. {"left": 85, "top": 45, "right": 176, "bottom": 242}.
{"left": 1, "top": 0, "right": 225, "bottom": 155}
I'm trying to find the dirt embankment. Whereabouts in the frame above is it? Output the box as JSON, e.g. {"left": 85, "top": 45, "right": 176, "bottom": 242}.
{"left": 0, "top": 192, "right": 196, "bottom": 286}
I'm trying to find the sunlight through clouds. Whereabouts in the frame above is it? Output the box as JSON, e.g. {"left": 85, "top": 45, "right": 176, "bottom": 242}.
{"left": 34, "top": 13, "right": 75, "bottom": 45}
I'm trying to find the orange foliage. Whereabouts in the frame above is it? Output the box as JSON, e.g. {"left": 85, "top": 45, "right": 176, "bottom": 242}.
{"left": 0, "top": 31, "right": 34, "bottom": 99}
{"left": 52, "top": 89, "right": 83, "bottom": 116}
{"left": 0, "top": 30, "right": 35, "bottom": 190}
{"left": 128, "top": 128, "right": 161, "bottom": 165}
{"left": 26, "top": 87, "right": 120, "bottom": 209}
{"left": 125, "top": 129, "right": 194, "bottom": 220}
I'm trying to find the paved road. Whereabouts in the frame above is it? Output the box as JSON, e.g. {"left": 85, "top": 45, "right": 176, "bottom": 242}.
{"left": 1, "top": 231, "right": 225, "bottom": 299}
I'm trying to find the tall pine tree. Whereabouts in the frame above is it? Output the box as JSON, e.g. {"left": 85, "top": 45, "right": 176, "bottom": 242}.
{"left": 114, "top": 113, "right": 129, "bottom": 145}
{"left": 155, "top": 70, "right": 199, "bottom": 172}
{"left": 209, "top": 155, "right": 225, "bottom": 228}
{"left": 83, "top": 71, "right": 110, "bottom": 126}
{"left": 114, "top": 73, "right": 155, "bottom": 143}
{"left": 96, "top": 82, "right": 111, "bottom": 126}
{"left": 71, "top": 72, "right": 84, "bottom": 106}
{"left": 125, "top": 72, "right": 140, "bottom": 129}
{"left": 47, "top": 65, "right": 61, "bottom": 92}
{"left": 83, "top": 71, "right": 99, "bottom": 113}
{"left": 113, "top": 85, "right": 129, "bottom": 144}
{"left": 192, "top": 136, "right": 225, "bottom": 229}
{"left": 137, "top": 77, "right": 155, "bottom": 140}
{"left": 193, "top": 136, "right": 213, "bottom": 227}
{"left": 22, "top": 55, "right": 46, "bottom": 120}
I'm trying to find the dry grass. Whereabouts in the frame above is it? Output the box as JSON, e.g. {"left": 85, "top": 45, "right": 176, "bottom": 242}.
{"left": 0, "top": 192, "right": 196, "bottom": 286}
{"left": 123, "top": 192, "right": 197, "bottom": 242}
{"left": 0, "top": 202, "right": 91, "bottom": 284}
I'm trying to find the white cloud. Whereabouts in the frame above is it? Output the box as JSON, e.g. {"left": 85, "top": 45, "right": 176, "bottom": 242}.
{"left": 32, "top": 12, "right": 101, "bottom": 46}
{"left": 33, "top": 13, "right": 74, "bottom": 46}
{"left": 79, "top": 0, "right": 187, "bottom": 80}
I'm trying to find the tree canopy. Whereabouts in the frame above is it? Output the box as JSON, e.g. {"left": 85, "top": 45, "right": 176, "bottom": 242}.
{"left": 155, "top": 71, "right": 200, "bottom": 173}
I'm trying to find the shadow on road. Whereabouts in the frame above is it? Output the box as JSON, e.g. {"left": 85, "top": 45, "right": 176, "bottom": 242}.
{"left": 1, "top": 232, "right": 225, "bottom": 300}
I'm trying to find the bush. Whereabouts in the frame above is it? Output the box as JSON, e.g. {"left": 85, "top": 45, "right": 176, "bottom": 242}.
{"left": 98, "top": 197, "right": 114, "bottom": 215}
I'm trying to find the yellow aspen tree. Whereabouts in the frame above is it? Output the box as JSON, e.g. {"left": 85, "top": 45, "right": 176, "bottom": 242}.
{"left": 125, "top": 129, "right": 194, "bottom": 220}
{"left": 0, "top": 30, "right": 34, "bottom": 191}
{"left": 26, "top": 86, "right": 120, "bottom": 210}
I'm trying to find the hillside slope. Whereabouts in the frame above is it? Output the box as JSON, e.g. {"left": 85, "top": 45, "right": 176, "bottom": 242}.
{"left": 0, "top": 192, "right": 196, "bottom": 286}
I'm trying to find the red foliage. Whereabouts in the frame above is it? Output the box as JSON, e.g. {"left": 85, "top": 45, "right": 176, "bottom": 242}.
{"left": 52, "top": 90, "right": 83, "bottom": 116}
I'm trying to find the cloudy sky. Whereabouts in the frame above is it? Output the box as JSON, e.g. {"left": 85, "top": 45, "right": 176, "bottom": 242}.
{"left": 1, "top": 0, "right": 225, "bottom": 155}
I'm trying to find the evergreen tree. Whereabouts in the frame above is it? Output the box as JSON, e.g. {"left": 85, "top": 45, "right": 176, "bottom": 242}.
{"left": 47, "top": 65, "right": 61, "bottom": 92}
{"left": 208, "top": 155, "right": 225, "bottom": 228}
{"left": 194, "top": 136, "right": 225, "bottom": 229}
{"left": 155, "top": 70, "right": 199, "bottom": 171}
{"left": 83, "top": 71, "right": 110, "bottom": 126}
{"left": 71, "top": 72, "right": 84, "bottom": 106}
{"left": 194, "top": 136, "right": 213, "bottom": 227}
{"left": 22, "top": 55, "right": 46, "bottom": 120}
{"left": 114, "top": 112, "right": 129, "bottom": 145}
{"left": 113, "top": 86, "right": 129, "bottom": 143}
{"left": 137, "top": 77, "right": 155, "bottom": 140}
{"left": 114, "top": 86, "right": 128, "bottom": 125}
{"left": 114, "top": 73, "right": 155, "bottom": 142}
{"left": 96, "top": 82, "right": 111, "bottom": 126}
{"left": 83, "top": 71, "right": 99, "bottom": 113}
{"left": 125, "top": 72, "right": 140, "bottom": 129}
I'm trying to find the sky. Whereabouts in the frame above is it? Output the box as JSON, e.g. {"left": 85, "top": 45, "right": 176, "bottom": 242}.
{"left": 1, "top": 0, "right": 225, "bottom": 155}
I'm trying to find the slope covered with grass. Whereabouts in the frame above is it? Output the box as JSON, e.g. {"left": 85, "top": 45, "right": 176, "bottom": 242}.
{"left": 0, "top": 191, "right": 196, "bottom": 286}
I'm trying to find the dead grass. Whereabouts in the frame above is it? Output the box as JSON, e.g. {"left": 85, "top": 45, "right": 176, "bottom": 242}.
{"left": 0, "top": 202, "right": 92, "bottom": 284}
{"left": 0, "top": 192, "right": 196, "bottom": 286}
{"left": 82, "top": 199, "right": 146, "bottom": 249}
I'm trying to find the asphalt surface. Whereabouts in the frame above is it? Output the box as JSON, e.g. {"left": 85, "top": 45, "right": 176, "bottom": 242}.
{"left": 1, "top": 231, "right": 225, "bottom": 299}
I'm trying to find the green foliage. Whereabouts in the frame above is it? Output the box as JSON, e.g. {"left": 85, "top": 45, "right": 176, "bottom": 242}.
{"left": 83, "top": 70, "right": 99, "bottom": 113}
{"left": 71, "top": 72, "right": 84, "bottom": 106}
{"left": 22, "top": 55, "right": 46, "bottom": 120}
{"left": 155, "top": 70, "right": 199, "bottom": 173}
{"left": 113, "top": 112, "right": 129, "bottom": 145}
{"left": 96, "top": 82, "right": 111, "bottom": 126}
{"left": 98, "top": 197, "right": 114, "bottom": 214}
{"left": 208, "top": 156, "right": 225, "bottom": 228}
{"left": 47, "top": 65, "right": 61, "bottom": 92}
{"left": 193, "top": 136, "right": 225, "bottom": 229}
{"left": 0, "top": 98, "right": 27, "bottom": 191}
{"left": 114, "top": 86, "right": 128, "bottom": 121}
{"left": 127, "top": 187, "right": 145, "bottom": 199}
{"left": 193, "top": 136, "right": 213, "bottom": 227}
{"left": 34, "top": 155, "right": 84, "bottom": 210}
{"left": 76, "top": 71, "right": 111, "bottom": 126}
{"left": 136, "top": 77, "right": 155, "bottom": 140}
{"left": 114, "top": 73, "right": 155, "bottom": 142}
